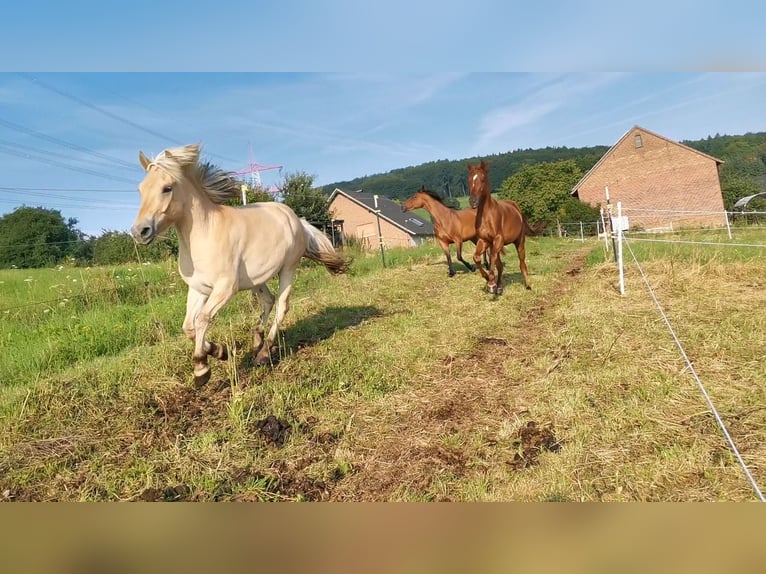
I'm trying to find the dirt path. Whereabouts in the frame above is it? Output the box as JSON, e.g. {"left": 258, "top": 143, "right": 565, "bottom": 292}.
{"left": 328, "top": 248, "right": 591, "bottom": 500}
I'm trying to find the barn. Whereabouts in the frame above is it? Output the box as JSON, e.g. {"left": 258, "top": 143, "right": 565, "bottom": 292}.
{"left": 572, "top": 125, "right": 726, "bottom": 231}
{"left": 328, "top": 188, "right": 434, "bottom": 249}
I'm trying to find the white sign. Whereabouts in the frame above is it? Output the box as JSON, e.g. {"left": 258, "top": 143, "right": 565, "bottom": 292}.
{"left": 611, "top": 215, "right": 629, "bottom": 232}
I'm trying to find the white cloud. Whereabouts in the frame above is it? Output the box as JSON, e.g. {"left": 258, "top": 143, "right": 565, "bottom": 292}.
{"left": 472, "top": 74, "right": 626, "bottom": 154}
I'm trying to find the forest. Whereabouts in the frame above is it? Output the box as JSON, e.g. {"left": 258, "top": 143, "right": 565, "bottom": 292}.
{"left": 321, "top": 131, "right": 766, "bottom": 210}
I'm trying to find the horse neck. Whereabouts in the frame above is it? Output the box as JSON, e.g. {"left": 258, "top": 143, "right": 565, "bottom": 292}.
{"left": 475, "top": 184, "right": 494, "bottom": 225}
{"left": 174, "top": 182, "right": 220, "bottom": 247}
{"left": 422, "top": 196, "right": 454, "bottom": 223}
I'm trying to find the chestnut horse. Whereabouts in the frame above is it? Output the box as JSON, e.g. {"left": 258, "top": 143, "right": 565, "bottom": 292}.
{"left": 132, "top": 144, "right": 349, "bottom": 387}
{"left": 467, "top": 161, "right": 537, "bottom": 295}
{"left": 402, "top": 186, "right": 485, "bottom": 276}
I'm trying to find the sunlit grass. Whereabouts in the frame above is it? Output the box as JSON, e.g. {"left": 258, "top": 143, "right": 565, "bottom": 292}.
{"left": 2, "top": 230, "right": 766, "bottom": 501}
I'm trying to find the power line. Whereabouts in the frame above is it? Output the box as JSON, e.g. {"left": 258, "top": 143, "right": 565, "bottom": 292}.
{"left": 16, "top": 73, "right": 241, "bottom": 167}
{"left": 0, "top": 186, "right": 132, "bottom": 193}
{"left": 18, "top": 73, "right": 184, "bottom": 148}
{"left": 0, "top": 143, "right": 136, "bottom": 184}
{"left": 0, "top": 198, "right": 136, "bottom": 211}
{"left": 0, "top": 137, "right": 136, "bottom": 175}
{"left": 0, "top": 116, "right": 138, "bottom": 171}
{"left": 0, "top": 189, "right": 134, "bottom": 205}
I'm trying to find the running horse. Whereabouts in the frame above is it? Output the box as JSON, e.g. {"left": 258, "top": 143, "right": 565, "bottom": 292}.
{"left": 131, "top": 144, "right": 349, "bottom": 388}
{"left": 401, "top": 186, "right": 485, "bottom": 276}
{"left": 467, "top": 160, "right": 536, "bottom": 295}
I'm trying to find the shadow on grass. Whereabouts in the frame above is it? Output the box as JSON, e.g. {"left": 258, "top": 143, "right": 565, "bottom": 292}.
{"left": 239, "top": 305, "right": 384, "bottom": 367}
{"left": 286, "top": 305, "right": 383, "bottom": 350}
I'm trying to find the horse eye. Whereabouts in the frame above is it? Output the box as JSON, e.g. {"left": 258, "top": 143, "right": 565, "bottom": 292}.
{"left": 162, "top": 185, "right": 173, "bottom": 194}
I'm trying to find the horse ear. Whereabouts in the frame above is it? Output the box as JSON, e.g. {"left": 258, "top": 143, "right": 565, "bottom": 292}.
{"left": 139, "top": 151, "right": 151, "bottom": 171}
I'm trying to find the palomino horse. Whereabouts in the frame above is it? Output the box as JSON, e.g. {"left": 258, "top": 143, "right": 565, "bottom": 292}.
{"left": 402, "top": 186, "right": 485, "bottom": 276}
{"left": 131, "top": 144, "right": 349, "bottom": 387}
{"left": 467, "top": 160, "right": 537, "bottom": 295}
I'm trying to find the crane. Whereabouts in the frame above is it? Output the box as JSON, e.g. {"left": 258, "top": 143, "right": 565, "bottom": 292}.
{"left": 233, "top": 144, "right": 283, "bottom": 204}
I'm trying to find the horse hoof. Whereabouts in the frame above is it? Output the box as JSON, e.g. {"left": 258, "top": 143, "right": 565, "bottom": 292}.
{"left": 217, "top": 343, "right": 229, "bottom": 361}
{"left": 194, "top": 369, "right": 211, "bottom": 389}
{"left": 254, "top": 346, "right": 276, "bottom": 366}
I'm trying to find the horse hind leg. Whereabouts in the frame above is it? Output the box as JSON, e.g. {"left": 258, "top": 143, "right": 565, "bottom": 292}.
{"left": 456, "top": 241, "right": 475, "bottom": 272}
{"left": 254, "top": 268, "right": 296, "bottom": 365}
{"left": 439, "top": 238, "right": 455, "bottom": 277}
{"left": 251, "top": 284, "right": 275, "bottom": 355}
{"left": 516, "top": 238, "right": 531, "bottom": 290}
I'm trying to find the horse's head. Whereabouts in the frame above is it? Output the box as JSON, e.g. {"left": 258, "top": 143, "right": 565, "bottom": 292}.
{"left": 467, "top": 160, "right": 489, "bottom": 209}
{"left": 401, "top": 185, "right": 429, "bottom": 212}
{"left": 131, "top": 144, "right": 200, "bottom": 244}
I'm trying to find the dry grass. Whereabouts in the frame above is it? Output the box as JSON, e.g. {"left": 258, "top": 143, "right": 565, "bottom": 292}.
{"left": 2, "top": 235, "right": 766, "bottom": 501}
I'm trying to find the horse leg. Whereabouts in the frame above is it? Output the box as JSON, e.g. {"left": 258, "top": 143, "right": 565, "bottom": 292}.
{"left": 456, "top": 240, "right": 475, "bottom": 272}
{"left": 254, "top": 267, "right": 296, "bottom": 365}
{"left": 251, "top": 284, "right": 275, "bottom": 355}
{"left": 439, "top": 238, "right": 455, "bottom": 277}
{"left": 492, "top": 236, "right": 505, "bottom": 295}
{"left": 516, "top": 235, "right": 531, "bottom": 290}
{"left": 191, "top": 281, "right": 238, "bottom": 388}
{"left": 183, "top": 288, "right": 228, "bottom": 362}
{"left": 473, "top": 239, "right": 492, "bottom": 290}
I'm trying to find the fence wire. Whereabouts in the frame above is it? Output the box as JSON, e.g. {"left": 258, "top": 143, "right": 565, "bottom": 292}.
{"left": 621, "top": 235, "right": 766, "bottom": 502}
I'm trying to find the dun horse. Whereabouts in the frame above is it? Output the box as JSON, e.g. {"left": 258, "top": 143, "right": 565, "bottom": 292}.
{"left": 402, "top": 186, "right": 484, "bottom": 276}
{"left": 467, "top": 160, "right": 537, "bottom": 295}
{"left": 131, "top": 144, "right": 349, "bottom": 388}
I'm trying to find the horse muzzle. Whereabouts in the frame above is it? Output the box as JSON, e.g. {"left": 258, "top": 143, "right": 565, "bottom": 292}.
{"left": 131, "top": 219, "right": 156, "bottom": 245}
{"left": 468, "top": 197, "right": 478, "bottom": 209}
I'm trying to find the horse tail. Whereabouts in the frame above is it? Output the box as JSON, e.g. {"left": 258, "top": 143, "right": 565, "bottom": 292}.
{"left": 300, "top": 219, "right": 351, "bottom": 274}
{"left": 524, "top": 218, "right": 545, "bottom": 237}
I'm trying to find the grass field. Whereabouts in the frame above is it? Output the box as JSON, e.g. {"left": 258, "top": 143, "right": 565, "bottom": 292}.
{"left": 2, "top": 229, "right": 766, "bottom": 501}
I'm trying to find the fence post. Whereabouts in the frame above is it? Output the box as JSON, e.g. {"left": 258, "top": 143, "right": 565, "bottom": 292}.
{"left": 606, "top": 187, "right": 617, "bottom": 262}
{"left": 617, "top": 201, "right": 625, "bottom": 296}
{"left": 724, "top": 210, "right": 732, "bottom": 240}
{"left": 600, "top": 207, "right": 609, "bottom": 254}
{"left": 579, "top": 221, "right": 585, "bottom": 242}
{"left": 373, "top": 195, "right": 386, "bottom": 267}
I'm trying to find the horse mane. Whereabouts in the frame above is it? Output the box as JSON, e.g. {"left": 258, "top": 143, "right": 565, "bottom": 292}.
{"left": 148, "top": 144, "right": 240, "bottom": 204}
{"left": 196, "top": 161, "right": 241, "bottom": 203}
{"left": 417, "top": 187, "right": 450, "bottom": 206}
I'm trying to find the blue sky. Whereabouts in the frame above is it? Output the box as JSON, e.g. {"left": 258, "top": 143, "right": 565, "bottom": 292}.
{"left": 1, "top": 73, "right": 765, "bottom": 235}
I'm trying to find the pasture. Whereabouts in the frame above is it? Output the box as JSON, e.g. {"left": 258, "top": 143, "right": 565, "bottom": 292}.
{"left": 1, "top": 231, "right": 766, "bottom": 501}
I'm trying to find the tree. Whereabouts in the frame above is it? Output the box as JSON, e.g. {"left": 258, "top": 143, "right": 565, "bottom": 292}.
{"left": 90, "top": 229, "right": 178, "bottom": 265}
{"left": 0, "top": 206, "right": 86, "bottom": 268}
{"left": 280, "top": 171, "right": 332, "bottom": 225}
{"left": 222, "top": 182, "right": 275, "bottom": 207}
{"left": 497, "top": 160, "right": 595, "bottom": 226}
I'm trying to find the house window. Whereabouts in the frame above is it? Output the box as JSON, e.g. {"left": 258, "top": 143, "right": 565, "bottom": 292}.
{"left": 634, "top": 134, "right": 643, "bottom": 148}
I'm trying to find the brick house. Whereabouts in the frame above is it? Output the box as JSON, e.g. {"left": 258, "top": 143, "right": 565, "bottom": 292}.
{"left": 572, "top": 125, "right": 726, "bottom": 230}
{"left": 328, "top": 188, "right": 434, "bottom": 249}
